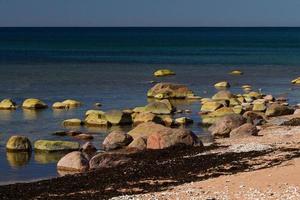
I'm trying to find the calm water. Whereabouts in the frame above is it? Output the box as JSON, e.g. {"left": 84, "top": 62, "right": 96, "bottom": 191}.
{"left": 1, "top": 27, "right": 300, "bottom": 185}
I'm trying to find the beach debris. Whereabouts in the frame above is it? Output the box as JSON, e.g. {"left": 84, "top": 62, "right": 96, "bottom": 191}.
{"left": 228, "top": 143, "right": 272, "bottom": 153}
{"left": 153, "top": 69, "right": 176, "bottom": 77}
{"left": 6, "top": 135, "right": 32, "bottom": 152}
{"left": 22, "top": 98, "right": 48, "bottom": 109}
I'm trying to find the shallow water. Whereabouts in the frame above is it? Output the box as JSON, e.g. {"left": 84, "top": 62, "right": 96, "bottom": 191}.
{"left": 1, "top": 27, "right": 300, "bottom": 184}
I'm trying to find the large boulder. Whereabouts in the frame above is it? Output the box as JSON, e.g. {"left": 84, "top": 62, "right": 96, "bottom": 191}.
{"left": 127, "top": 137, "right": 147, "bottom": 151}
{"left": 57, "top": 151, "right": 89, "bottom": 172}
{"left": 84, "top": 113, "right": 109, "bottom": 126}
{"left": 133, "top": 112, "right": 163, "bottom": 125}
{"left": 154, "top": 69, "right": 175, "bottom": 77}
{"left": 89, "top": 153, "right": 132, "bottom": 169}
{"left": 0, "top": 99, "right": 17, "bottom": 109}
{"left": 144, "top": 100, "right": 173, "bottom": 114}
{"left": 6, "top": 136, "right": 32, "bottom": 152}
{"left": 208, "top": 114, "right": 246, "bottom": 138}
{"left": 34, "top": 140, "right": 80, "bottom": 152}
{"left": 230, "top": 123, "right": 258, "bottom": 138}
{"left": 22, "top": 98, "right": 48, "bottom": 109}
{"left": 265, "top": 104, "right": 294, "bottom": 117}
{"left": 104, "top": 110, "right": 132, "bottom": 125}
{"left": 102, "top": 131, "right": 133, "bottom": 151}
{"left": 147, "top": 128, "right": 199, "bottom": 150}
{"left": 147, "top": 82, "right": 195, "bottom": 99}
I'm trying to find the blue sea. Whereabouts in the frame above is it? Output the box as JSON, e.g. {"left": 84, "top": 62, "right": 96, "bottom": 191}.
{"left": 0, "top": 27, "right": 300, "bottom": 184}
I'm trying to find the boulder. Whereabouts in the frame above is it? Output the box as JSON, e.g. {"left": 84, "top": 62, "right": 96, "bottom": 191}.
{"left": 265, "top": 104, "right": 294, "bottom": 117}
{"left": 22, "top": 98, "right": 47, "bottom": 109}
{"left": 212, "top": 90, "right": 234, "bottom": 100}
{"left": 89, "top": 153, "right": 132, "bottom": 169}
{"left": 104, "top": 110, "right": 132, "bottom": 125}
{"left": 144, "top": 100, "right": 173, "bottom": 114}
{"left": 0, "top": 99, "right": 16, "bottom": 109}
{"left": 133, "top": 112, "right": 163, "bottom": 125}
{"left": 57, "top": 151, "right": 89, "bottom": 172}
{"left": 127, "top": 137, "right": 147, "bottom": 151}
{"left": 230, "top": 123, "right": 258, "bottom": 138}
{"left": 243, "top": 111, "right": 266, "bottom": 125}
{"left": 175, "top": 117, "right": 193, "bottom": 125}
{"left": 201, "top": 101, "right": 223, "bottom": 112}
{"left": 214, "top": 81, "right": 230, "bottom": 88}
{"left": 52, "top": 102, "right": 68, "bottom": 109}
{"left": 159, "top": 115, "right": 175, "bottom": 127}
{"left": 62, "top": 118, "right": 83, "bottom": 126}
{"left": 229, "top": 70, "right": 243, "bottom": 75}
{"left": 61, "top": 99, "right": 81, "bottom": 107}
{"left": 84, "top": 113, "right": 109, "bottom": 126}
{"left": 208, "top": 114, "right": 246, "bottom": 138}
{"left": 252, "top": 100, "right": 266, "bottom": 112}
{"left": 6, "top": 136, "right": 32, "bottom": 152}
{"left": 102, "top": 131, "right": 133, "bottom": 151}
{"left": 201, "top": 107, "right": 236, "bottom": 124}
{"left": 34, "top": 140, "right": 80, "bottom": 152}
{"left": 147, "top": 82, "right": 195, "bottom": 99}
{"left": 133, "top": 106, "right": 146, "bottom": 113}
{"left": 154, "top": 69, "right": 176, "bottom": 77}
{"left": 74, "top": 133, "right": 94, "bottom": 140}
{"left": 128, "top": 122, "right": 171, "bottom": 139}
{"left": 147, "top": 128, "right": 200, "bottom": 149}
{"left": 80, "top": 142, "right": 97, "bottom": 159}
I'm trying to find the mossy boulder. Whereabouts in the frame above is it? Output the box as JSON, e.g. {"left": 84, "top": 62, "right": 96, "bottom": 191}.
{"left": 52, "top": 102, "right": 68, "bottom": 109}
{"left": 212, "top": 90, "right": 234, "bottom": 100}
{"left": 0, "top": 99, "right": 17, "bottom": 109}
{"left": 252, "top": 100, "right": 266, "bottom": 112}
{"left": 201, "top": 101, "right": 223, "bottom": 112}
{"left": 133, "top": 112, "right": 163, "bottom": 125}
{"left": 144, "top": 100, "right": 173, "bottom": 114}
{"left": 104, "top": 110, "right": 132, "bottom": 125}
{"left": 6, "top": 136, "right": 32, "bottom": 152}
{"left": 22, "top": 98, "right": 47, "bottom": 109}
{"left": 201, "top": 107, "right": 236, "bottom": 124}
{"left": 84, "top": 113, "right": 109, "bottom": 126}
{"left": 154, "top": 69, "right": 175, "bottom": 77}
{"left": 147, "top": 82, "right": 195, "bottom": 99}
{"left": 61, "top": 99, "right": 82, "bottom": 108}
{"left": 291, "top": 77, "right": 300, "bottom": 84}
{"left": 85, "top": 110, "right": 105, "bottom": 116}
{"left": 175, "top": 117, "right": 193, "bottom": 125}
{"left": 34, "top": 140, "right": 80, "bottom": 152}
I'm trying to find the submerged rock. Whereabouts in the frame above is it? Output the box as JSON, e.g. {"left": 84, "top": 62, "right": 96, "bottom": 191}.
{"left": 144, "top": 100, "right": 173, "bottom": 114}
{"left": 57, "top": 151, "right": 89, "bottom": 172}
{"left": 34, "top": 140, "right": 80, "bottom": 152}
{"left": 208, "top": 114, "right": 246, "bottom": 138}
{"left": 62, "top": 118, "right": 83, "bottom": 126}
{"left": 0, "top": 99, "right": 17, "bottom": 109}
{"left": 212, "top": 90, "right": 234, "bottom": 100}
{"left": 229, "top": 70, "right": 243, "bottom": 75}
{"left": 6, "top": 136, "right": 32, "bottom": 152}
{"left": 147, "top": 82, "right": 195, "bottom": 99}
{"left": 102, "top": 131, "right": 133, "bottom": 151}
{"left": 61, "top": 99, "right": 82, "bottom": 108}
{"left": 22, "top": 98, "right": 47, "bottom": 109}
{"left": 154, "top": 69, "right": 176, "bottom": 77}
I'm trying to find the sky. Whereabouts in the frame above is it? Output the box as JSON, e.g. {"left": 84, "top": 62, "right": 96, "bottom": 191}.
{"left": 0, "top": 0, "right": 300, "bottom": 27}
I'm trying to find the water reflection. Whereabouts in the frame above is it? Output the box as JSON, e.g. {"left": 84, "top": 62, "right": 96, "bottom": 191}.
{"left": 22, "top": 110, "right": 39, "bottom": 120}
{"left": 34, "top": 151, "right": 66, "bottom": 164}
{"left": 6, "top": 151, "right": 31, "bottom": 168}
{"left": 0, "top": 110, "right": 15, "bottom": 121}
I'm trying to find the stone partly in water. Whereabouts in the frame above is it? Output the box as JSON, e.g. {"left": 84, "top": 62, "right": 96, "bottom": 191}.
{"left": 175, "top": 117, "right": 193, "bottom": 125}
{"left": 127, "top": 137, "right": 147, "bottom": 151}
{"left": 22, "top": 98, "right": 48, "bottom": 109}
{"left": 291, "top": 77, "right": 300, "bottom": 85}
{"left": 133, "top": 112, "right": 163, "bottom": 125}
{"left": 102, "top": 131, "right": 133, "bottom": 151}
{"left": 229, "top": 70, "right": 243, "bottom": 75}
{"left": 89, "top": 153, "right": 132, "bottom": 169}
{"left": 144, "top": 100, "right": 173, "bottom": 115}
{"left": 85, "top": 110, "right": 105, "bottom": 116}
{"left": 34, "top": 140, "right": 80, "bottom": 152}
{"left": 6, "top": 136, "right": 32, "bottom": 152}
{"left": 230, "top": 123, "right": 258, "bottom": 138}
{"left": 154, "top": 69, "right": 176, "bottom": 77}
{"left": 214, "top": 81, "right": 230, "bottom": 89}
{"left": 61, "top": 99, "right": 82, "bottom": 108}
{"left": 147, "top": 82, "right": 195, "bottom": 99}
{"left": 212, "top": 90, "right": 234, "bottom": 100}
{"left": 52, "top": 102, "right": 68, "bottom": 109}
{"left": 265, "top": 104, "right": 294, "bottom": 117}
{"left": 201, "top": 107, "right": 236, "bottom": 124}
{"left": 208, "top": 114, "right": 246, "bottom": 138}
{"left": 57, "top": 151, "right": 89, "bottom": 172}
{"left": 62, "top": 118, "right": 83, "bottom": 126}
{"left": 200, "top": 101, "right": 223, "bottom": 112}
{"left": 84, "top": 113, "right": 109, "bottom": 126}
{"left": 104, "top": 110, "right": 133, "bottom": 125}
{"left": 0, "top": 99, "right": 17, "bottom": 109}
